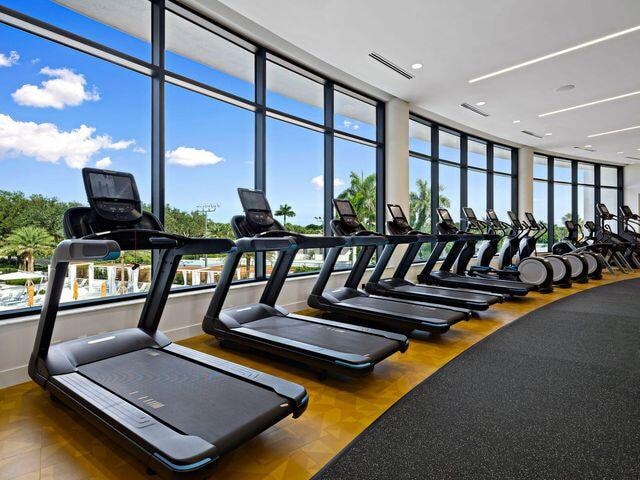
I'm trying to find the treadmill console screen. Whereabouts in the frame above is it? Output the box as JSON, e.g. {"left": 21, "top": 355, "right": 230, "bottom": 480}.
{"left": 438, "top": 208, "right": 454, "bottom": 225}
{"left": 463, "top": 207, "right": 477, "bottom": 221}
{"left": 83, "top": 168, "right": 141, "bottom": 223}
{"left": 387, "top": 204, "right": 409, "bottom": 228}
{"left": 597, "top": 203, "right": 612, "bottom": 218}
{"left": 238, "top": 188, "right": 275, "bottom": 228}
{"left": 565, "top": 220, "right": 575, "bottom": 230}
{"left": 525, "top": 212, "right": 538, "bottom": 228}
{"left": 620, "top": 205, "right": 633, "bottom": 217}
{"left": 334, "top": 199, "right": 360, "bottom": 227}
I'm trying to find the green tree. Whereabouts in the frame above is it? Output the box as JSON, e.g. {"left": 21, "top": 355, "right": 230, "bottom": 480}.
{"left": 0, "top": 226, "right": 55, "bottom": 272}
{"left": 409, "top": 179, "right": 450, "bottom": 231}
{"left": 337, "top": 172, "right": 376, "bottom": 230}
{"left": 275, "top": 204, "right": 296, "bottom": 226}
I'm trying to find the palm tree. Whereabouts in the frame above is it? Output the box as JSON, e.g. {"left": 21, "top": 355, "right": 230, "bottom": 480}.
{"left": 337, "top": 172, "right": 377, "bottom": 230}
{"left": 409, "top": 179, "right": 450, "bottom": 231}
{"left": 0, "top": 226, "right": 55, "bottom": 272}
{"left": 275, "top": 204, "right": 296, "bottom": 226}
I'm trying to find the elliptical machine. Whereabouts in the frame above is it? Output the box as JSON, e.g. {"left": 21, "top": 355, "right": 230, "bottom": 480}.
{"left": 459, "top": 207, "right": 554, "bottom": 292}
{"left": 522, "top": 212, "right": 589, "bottom": 284}
{"left": 552, "top": 220, "right": 606, "bottom": 279}
{"left": 596, "top": 203, "right": 640, "bottom": 269}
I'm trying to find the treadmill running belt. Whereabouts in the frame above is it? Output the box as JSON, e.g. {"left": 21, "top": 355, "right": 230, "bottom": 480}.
{"left": 244, "top": 316, "right": 398, "bottom": 358}
{"left": 339, "top": 296, "right": 463, "bottom": 323}
{"left": 78, "top": 349, "right": 289, "bottom": 454}
{"left": 393, "top": 285, "right": 494, "bottom": 302}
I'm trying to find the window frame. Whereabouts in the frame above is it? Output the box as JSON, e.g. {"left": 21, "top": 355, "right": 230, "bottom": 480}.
{"left": 0, "top": 0, "right": 385, "bottom": 319}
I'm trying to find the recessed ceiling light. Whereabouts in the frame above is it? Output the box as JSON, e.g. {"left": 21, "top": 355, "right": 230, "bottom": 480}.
{"left": 545, "top": 132, "right": 553, "bottom": 136}
{"left": 411, "top": 63, "right": 423, "bottom": 70}
{"left": 513, "top": 120, "right": 521, "bottom": 124}
{"left": 468, "top": 24, "right": 640, "bottom": 83}
{"left": 476, "top": 101, "right": 486, "bottom": 106}
{"left": 539, "top": 90, "right": 640, "bottom": 117}
{"left": 587, "top": 124, "right": 640, "bottom": 138}
{"left": 584, "top": 144, "right": 593, "bottom": 148}
{"left": 617, "top": 151, "right": 624, "bottom": 154}
{"left": 556, "top": 84, "right": 576, "bottom": 92}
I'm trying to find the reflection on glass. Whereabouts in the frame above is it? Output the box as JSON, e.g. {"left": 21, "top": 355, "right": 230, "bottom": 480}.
{"left": 165, "top": 84, "right": 254, "bottom": 285}
{"left": 439, "top": 164, "right": 460, "bottom": 258}
{"left": 468, "top": 139, "right": 487, "bottom": 169}
{"left": 577, "top": 185, "right": 595, "bottom": 224}
{"left": 493, "top": 145, "right": 512, "bottom": 173}
{"left": 533, "top": 155, "right": 548, "bottom": 179}
{"left": 409, "top": 156, "right": 432, "bottom": 260}
{"left": 439, "top": 130, "right": 460, "bottom": 163}
{"left": 166, "top": 11, "right": 254, "bottom": 99}
{"left": 577, "top": 163, "right": 595, "bottom": 184}
{"left": 409, "top": 120, "right": 431, "bottom": 155}
{"left": 553, "top": 183, "right": 572, "bottom": 242}
{"left": 267, "top": 117, "right": 324, "bottom": 273}
{"left": 493, "top": 174, "right": 512, "bottom": 224}
{"left": 467, "top": 170, "right": 487, "bottom": 219}
{"left": 334, "top": 90, "right": 376, "bottom": 140}
{"left": 601, "top": 187, "right": 618, "bottom": 233}
{"left": 266, "top": 61, "right": 323, "bottom": 124}
{"left": 533, "top": 180, "right": 548, "bottom": 251}
{"left": 601, "top": 166, "right": 618, "bottom": 187}
{"left": 554, "top": 159, "right": 572, "bottom": 182}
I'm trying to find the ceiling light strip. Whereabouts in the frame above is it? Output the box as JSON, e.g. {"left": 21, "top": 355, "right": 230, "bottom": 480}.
{"left": 539, "top": 90, "right": 640, "bottom": 117}
{"left": 587, "top": 125, "right": 640, "bottom": 138}
{"left": 469, "top": 24, "right": 640, "bottom": 83}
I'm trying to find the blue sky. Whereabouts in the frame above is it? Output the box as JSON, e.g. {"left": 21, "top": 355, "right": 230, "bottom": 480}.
{"left": 0, "top": 0, "right": 377, "bottom": 226}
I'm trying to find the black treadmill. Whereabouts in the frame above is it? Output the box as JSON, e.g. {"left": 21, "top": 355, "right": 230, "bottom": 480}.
{"left": 29, "top": 168, "right": 307, "bottom": 478}
{"left": 202, "top": 188, "right": 408, "bottom": 377}
{"left": 308, "top": 199, "right": 470, "bottom": 334}
{"left": 363, "top": 203, "right": 503, "bottom": 310}
{"left": 416, "top": 208, "right": 535, "bottom": 296}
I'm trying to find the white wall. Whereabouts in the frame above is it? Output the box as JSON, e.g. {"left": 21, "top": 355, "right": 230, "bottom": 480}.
{"left": 518, "top": 147, "right": 534, "bottom": 217}
{"left": 624, "top": 164, "right": 640, "bottom": 210}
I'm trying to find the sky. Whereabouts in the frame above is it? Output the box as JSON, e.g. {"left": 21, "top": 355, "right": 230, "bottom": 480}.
{"left": 0, "top": 0, "right": 377, "bottom": 226}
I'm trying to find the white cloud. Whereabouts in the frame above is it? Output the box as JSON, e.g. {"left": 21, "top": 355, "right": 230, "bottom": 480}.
{"left": 95, "top": 157, "right": 112, "bottom": 168}
{"left": 12, "top": 67, "right": 100, "bottom": 109}
{"left": 343, "top": 120, "right": 352, "bottom": 127}
{"left": 353, "top": 124, "right": 360, "bottom": 130}
{"left": 166, "top": 146, "right": 223, "bottom": 167}
{"left": 31, "top": 58, "right": 40, "bottom": 65}
{"left": 311, "top": 175, "right": 345, "bottom": 190}
{"left": 0, "top": 51, "right": 19, "bottom": 67}
{"left": 133, "top": 146, "right": 146, "bottom": 154}
{"left": 0, "top": 113, "right": 133, "bottom": 169}
{"left": 107, "top": 139, "right": 134, "bottom": 150}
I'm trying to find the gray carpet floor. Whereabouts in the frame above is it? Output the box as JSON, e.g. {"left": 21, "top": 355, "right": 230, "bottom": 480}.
{"left": 314, "top": 278, "right": 640, "bottom": 480}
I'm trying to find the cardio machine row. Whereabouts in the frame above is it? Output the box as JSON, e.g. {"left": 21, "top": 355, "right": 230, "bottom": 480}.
{"left": 29, "top": 168, "right": 555, "bottom": 479}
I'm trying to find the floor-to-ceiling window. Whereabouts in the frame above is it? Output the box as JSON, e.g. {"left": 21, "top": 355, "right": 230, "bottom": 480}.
{"left": 0, "top": 1, "right": 384, "bottom": 318}
{"left": 533, "top": 154, "right": 624, "bottom": 250}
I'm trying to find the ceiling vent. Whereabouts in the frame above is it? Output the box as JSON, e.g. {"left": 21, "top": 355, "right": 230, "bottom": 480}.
{"left": 574, "top": 146, "right": 596, "bottom": 152}
{"left": 625, "top": 155, "right": 640, "bottom": 161}
{"left": 460, "top": 103, "right": 489, "bottom": 117}
{"left": 368, "top": 52, "right": 414, "bottom": 79}
{"left": 521, "top": 130, "right": 544, "bottom": 139}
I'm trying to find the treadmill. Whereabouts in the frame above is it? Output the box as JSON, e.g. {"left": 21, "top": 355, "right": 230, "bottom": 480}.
{"left": 308, "top": 199, "right": 470, "bottom": 335}
{"left": 363, "top": 203, "right": 503, "bottom": 310}
{"left": 202, "top": 188, "right": 408, "bottom": 377}
{"left": 29, "top": 168, "right": 307, "bottom": 478}
{"left": 416, "top": 208, "right": 535, "bottom": 296}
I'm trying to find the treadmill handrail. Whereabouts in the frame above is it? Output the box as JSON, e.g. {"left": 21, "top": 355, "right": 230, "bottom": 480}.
{"left": 254, "top": 230, "right": 346, "bottom": 249}
{"left": 235, "top": 236, "right": 297, "bottom": 252}
{"left": 342, "top": 234, "right": 387, "bottom": 247}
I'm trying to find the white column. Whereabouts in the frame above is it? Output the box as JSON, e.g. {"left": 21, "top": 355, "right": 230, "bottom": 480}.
{"left": 385, "top": 98, "right": 410, "bottom": 267}
{"left": 518, "top": 147, "right": 534, "bottom": 217}
{"left": 624, "top": 164, "right": 640, "bottom": 210}
{"left": 88, "top": 264, "right": 95, "bottom": 290}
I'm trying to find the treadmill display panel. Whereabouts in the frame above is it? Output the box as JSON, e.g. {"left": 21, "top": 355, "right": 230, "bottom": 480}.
{"left": 620, "top": 205, "right": 633, "bottom": 217}
{"left": 388, "top": 205, "right": 405, "bottom": 220}
{"left": 525, "top": 212, "right": 538, "bottom": 227}
{"left": 89, "top": 172, "right": 136, "bottom": 201}
{"left": 334, "top": 199, "right": 356, "bottom": 217}
{"left": 239, "top": 189, "right": 271, "bottom": 212}
{"left": 463, "top": 207, "right": 477, "bottom": 220}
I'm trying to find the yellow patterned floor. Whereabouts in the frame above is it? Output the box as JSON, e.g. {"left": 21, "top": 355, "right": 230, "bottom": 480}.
{"left": 1, "top": 271, "right": 637, "bottom": 479}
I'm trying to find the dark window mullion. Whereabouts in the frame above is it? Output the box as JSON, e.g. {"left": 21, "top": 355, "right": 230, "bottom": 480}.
{"left": 324, "top": 81, "right": 334, "bottom": 236}
{"left": 571, "top": 160, "right": 578, "bottom": 224}
{"left": 254, "top": 47, "right": 267, "bottom": 279}
{"left": 430, "top": 125, "right": 439, "bottom": 233}
{"left": 375, "top": 101, "right": 385, "bottom": 234}
{"left": 486, "top": 142, "right": 494, "bottom": 210}
{"left": 511, "top": 148, "right": 518, "bottom": 214}
{"left": 547, "top": 157, "right": 554, "bottom": 251}
{"left": 594, "top": 164, "right": 601, "bottom": 227}
{"left": 460, "top": 134, "right": 468, "bottom": 230}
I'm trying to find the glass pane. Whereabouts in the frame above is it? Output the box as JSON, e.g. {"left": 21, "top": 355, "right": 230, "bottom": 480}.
{"left": 577, "top": 163, "right": 595, "bottom": 184}
{"left": 553, "top": 183, "right": 572, "bottom": 242}
{"left": 334, "top": 90, "right": 376, "bottom": 140}
{"left": 467, "top": 170, "right": 487, "bottom": 220}
{"left": 577, "top": 185, "right": 595, "bottom": 224}
{"left": 266, "top": 61, "right": 323, "bottom": 124}
{"left": 493, "top": 145, "right": 512, "bottom": 173}
{"left": 533, "top": 180, "right": 549, "bottom": 252}
{"left": 601, "top": 187, "right": 618, "bottom": 233}
{"left": 0, "top": 23, "right": 150, "bottom": 313}
{"left": 267, "top": 118, "right": 324, "bottom": 274}
{"left": 554, "top": 159, "right": 572, "bottom": 183}
{"left": 493, "top": 174, "right": 512, "bottom": 225}
{"left": 468, "top": 139, "right": 487, "bottom": 169}
{"left": 439, "top": 164, "right": 460, "bottom": 223}
{"left": 409, "top": 156, "right": 432, "bottom": 260}
{"left": 439, "top": 130, "right": 460, "bottom": 163}
{"left": 166, "top": 11, "right": 254, "bottom": 100}
{"left": 165, "top": 84, "right": 254, "bottom": 285}
{"left": 409, "top": 119, "right": 431, "bottom": 155}
{"left": 334, "top": 138, "right": 377, "bottom": 267}
{"left": 533, "top": 155, "right": 548, "bottom": 179}
{"left": 601, "top": 166, "right": 618, "bottom": 187}
{"left": 2, "top": 0, "right": 151, "bottom": 59}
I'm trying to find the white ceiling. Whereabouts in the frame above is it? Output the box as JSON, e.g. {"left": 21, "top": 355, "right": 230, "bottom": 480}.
{"left": 212, "top": 0, "right": 640, "bottom": 164}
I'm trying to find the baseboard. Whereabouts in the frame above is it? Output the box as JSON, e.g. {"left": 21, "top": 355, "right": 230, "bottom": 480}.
{"left": 0, "top": 365, "right": 29, "bottom": 389}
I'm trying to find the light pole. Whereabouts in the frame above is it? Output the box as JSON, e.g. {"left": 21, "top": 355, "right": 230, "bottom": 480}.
{"left": 196, "top": 203, "right": 219, "bottom": 267}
